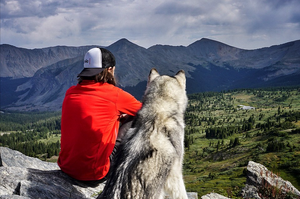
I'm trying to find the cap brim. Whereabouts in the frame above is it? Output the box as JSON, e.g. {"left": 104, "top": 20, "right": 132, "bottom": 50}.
{"left": 77, "top": 68, "right": 104, "bottom": 77}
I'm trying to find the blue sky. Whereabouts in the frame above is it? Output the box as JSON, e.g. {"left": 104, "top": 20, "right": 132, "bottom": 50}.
{"left": 1, "top": 0, "right": 300, "bottom": 49}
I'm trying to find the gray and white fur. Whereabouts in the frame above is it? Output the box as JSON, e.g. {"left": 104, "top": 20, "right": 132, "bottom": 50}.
{"left": 98, "top": 68, "right": 188, "bottom": 199}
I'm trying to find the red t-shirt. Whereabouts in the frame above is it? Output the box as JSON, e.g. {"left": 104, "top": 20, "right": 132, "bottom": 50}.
{"left": 58, "top": 80, "right": 142, "bottom": 181}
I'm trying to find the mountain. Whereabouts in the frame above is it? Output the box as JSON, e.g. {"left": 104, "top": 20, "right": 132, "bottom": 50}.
{"left": 108, "top": 38, "right": 154, "bottom": 87}
{"left": 0, "top": 44, "right": 99, "bottom": 78}
{"left": 0, "top": 38, "right": 300, "bottom": 111}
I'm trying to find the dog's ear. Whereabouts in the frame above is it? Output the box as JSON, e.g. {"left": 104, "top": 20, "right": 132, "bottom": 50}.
{"left": 148, "top": 68, "right": 160, "bottom": 83}
{"left": 175, "top": 70, "right": 186, "bottom": 88}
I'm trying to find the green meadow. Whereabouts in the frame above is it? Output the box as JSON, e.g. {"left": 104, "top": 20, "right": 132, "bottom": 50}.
{"left": 183, "top": 87, "right": 300, "bottom": 197}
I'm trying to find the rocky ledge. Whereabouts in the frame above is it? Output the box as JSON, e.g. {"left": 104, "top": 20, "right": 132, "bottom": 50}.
{"left": 0, "top": 147, "right": 105, "bottom": 199}
{"left": 1, "top": 147, "right": 299, "bottom": 199}
{"left": 0, "top": 147, "right": 198, "bottom": 199}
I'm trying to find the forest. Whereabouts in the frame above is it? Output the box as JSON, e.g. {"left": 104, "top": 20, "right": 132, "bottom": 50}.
{"left": 0, "top": 86, "right": 300, "bottom": 198}
{"left": 0, "top": 111, "right": 61, "bottom": 160}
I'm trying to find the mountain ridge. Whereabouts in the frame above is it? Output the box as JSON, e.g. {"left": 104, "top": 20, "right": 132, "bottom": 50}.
{"left": 0, "top": 44, "right": 98, "bottom": 78}
{"left": 1, "top": 38, "right": 300, "bottom": 111}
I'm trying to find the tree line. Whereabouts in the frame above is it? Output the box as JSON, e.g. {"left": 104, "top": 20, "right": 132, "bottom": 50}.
{"left": 0, "top": 111, "right": 61, "bottom": 131}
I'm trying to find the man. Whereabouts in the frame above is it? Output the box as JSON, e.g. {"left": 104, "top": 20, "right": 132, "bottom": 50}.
{"left": 58, "top": 47, "right": 142, "bottom": 183}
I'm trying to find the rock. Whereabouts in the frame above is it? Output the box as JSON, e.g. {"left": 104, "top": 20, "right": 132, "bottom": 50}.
{"left": 0, "top": 147, "right": 198, "bottom": 199}
{"left": 0, "top": 147, "right": 59, "bottom": 170}
{"left": 187, "top": 192, "right": 199, "bottom": 199}
{"left": 241, "top": 161, "right": 300, "bottom": 199}
{"left": 0, "top": 147, "right": 105, "bottom": 199}
{"left": 241, "top": 184, "right": 260, "bottom": 199}
{"left": 164, "top": 192, "right": 198, "bottom": 199}
{"left": 0, "top": 196, "right": 31, "bottom": 199}
{"left": 201, "top": 193, "right": 229, "bottom": 199}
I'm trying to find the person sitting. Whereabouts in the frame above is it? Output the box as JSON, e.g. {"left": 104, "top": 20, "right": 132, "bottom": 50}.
{"left": 58, "top": 47, "right": 142, "bottom": 184}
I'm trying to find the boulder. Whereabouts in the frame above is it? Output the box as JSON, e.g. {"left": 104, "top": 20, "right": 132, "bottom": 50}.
{"left": 201, "top": 193, "right": 229, "bottom": 199}
{"left": 164, "top": 192, "right": 198, "bottom": 199}
{"left": 241, "top": 161, "right": 300, "bottom": 199}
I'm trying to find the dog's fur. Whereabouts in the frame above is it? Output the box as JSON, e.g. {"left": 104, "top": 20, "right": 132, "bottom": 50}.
{"left": 98, "top": 68, "right": 188, "bottom": 199}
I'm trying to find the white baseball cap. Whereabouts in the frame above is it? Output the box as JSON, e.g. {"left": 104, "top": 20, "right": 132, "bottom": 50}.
{"left": 78, "top": 47, "right": 116, "bottom": 77}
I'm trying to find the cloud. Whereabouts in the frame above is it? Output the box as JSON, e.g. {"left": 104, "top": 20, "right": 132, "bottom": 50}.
{"left": 1, "top": 0, "right": 60, "bottom": 19}
{"left": 0, "top": 0, "right": 299, "bottom": 49}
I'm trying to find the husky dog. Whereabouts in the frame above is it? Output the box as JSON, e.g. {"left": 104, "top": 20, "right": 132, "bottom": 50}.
{"left": 98, "top": 68, "right": 188, "bottom": 199}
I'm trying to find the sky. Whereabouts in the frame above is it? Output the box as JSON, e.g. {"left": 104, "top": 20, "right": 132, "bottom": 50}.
{"left": 1, "top": 0, "right": 300, "bottom": 50}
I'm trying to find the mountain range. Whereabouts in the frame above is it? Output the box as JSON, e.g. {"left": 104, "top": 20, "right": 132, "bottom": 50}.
{"left": 1, "top": 38, "right": 300, "bottom": 111}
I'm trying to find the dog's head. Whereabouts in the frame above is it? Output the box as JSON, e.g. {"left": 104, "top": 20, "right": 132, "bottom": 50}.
{"left": 148, "top": 68, "right": 186, "bottom": 89}
{"left": 143, "top": 68, "right": 187, "bottom": 112}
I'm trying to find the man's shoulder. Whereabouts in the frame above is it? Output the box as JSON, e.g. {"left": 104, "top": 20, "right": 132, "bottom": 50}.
{"left": 65, "top": 85, "right": 77, "bottom": 93}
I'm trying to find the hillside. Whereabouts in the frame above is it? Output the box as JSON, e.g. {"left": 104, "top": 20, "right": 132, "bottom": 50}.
{"left": 0, "top": 87, "right": 300, "bottom": 198}
{"left": 1, "top": 38, "right": 300, "bottom": 111}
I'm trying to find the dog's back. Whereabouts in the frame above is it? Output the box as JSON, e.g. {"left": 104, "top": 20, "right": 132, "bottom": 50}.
{"left": 98, "top": 69, "right": 188, "bottom": 199}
